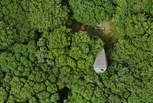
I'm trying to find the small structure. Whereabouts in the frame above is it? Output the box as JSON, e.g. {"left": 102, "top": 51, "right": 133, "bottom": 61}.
{"left": 94, "top": 48, "right": 107, "bottom": 73}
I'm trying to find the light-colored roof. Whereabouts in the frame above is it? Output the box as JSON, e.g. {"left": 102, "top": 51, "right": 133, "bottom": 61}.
{"left": 94, "top": 48, "right": 107, "bottom": 73}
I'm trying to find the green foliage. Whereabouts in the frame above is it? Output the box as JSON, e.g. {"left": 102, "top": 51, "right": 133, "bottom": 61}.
{"left": 0, "top": 0, "right": 29, "bottom": 34}
{"left": 113, "top": 0, "right": 153, "bottom": 38}
{"left": 0, "top": 21, "right": 17, "bottom": 50}
{"left": 48, "top": 27, "right": 70, "bottom": 49}
{"left": 0, "top": 0, "right": 153, "bottom": 103}
{"left": 28, "top": 0, "right": 68, "bottom": 31}
{"left": 0, "top": 25, "right": 103, "bottom": 103}
{"left": 69, "top": 0, "right": 115, "bottom": 25}
{"left": 0, "top": 87, "right": 7, "bottom": 103}
{"left": 107, "top": 34, "right": 153, "bottom": 103}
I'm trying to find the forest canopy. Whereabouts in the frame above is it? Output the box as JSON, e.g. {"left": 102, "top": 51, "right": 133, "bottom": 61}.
{"left": 0, "top": 0, "right": 153, "bottom": 103}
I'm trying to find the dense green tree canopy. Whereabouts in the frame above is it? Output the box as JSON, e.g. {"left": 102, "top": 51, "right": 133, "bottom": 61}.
{"left": 69, "top": 0, "right": 115, "bottom": 25}
{"left": 0, "top": 0, "right": 153, "bottom": 103}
